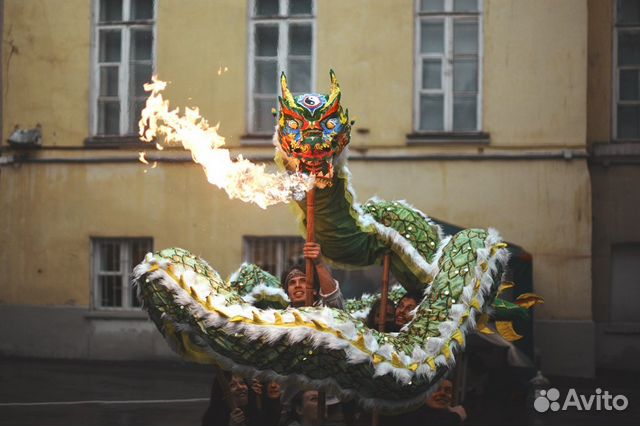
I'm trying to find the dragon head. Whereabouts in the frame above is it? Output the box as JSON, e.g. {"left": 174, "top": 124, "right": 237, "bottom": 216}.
{"left": 276, "top": 70, "right": 352, "bottom": 188}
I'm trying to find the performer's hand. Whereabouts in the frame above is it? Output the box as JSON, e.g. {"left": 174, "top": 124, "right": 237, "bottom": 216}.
{"left": 448, "top": 405, "right": 467, "bottom": 422}
{"left": 303, "top": 242, "right": 322, "bottom": 265}
{"left": 251, "top": 379, "right": 263, "bottom": 396}
{"left": 229, "top": 408, "right": 246, "bottom": 426}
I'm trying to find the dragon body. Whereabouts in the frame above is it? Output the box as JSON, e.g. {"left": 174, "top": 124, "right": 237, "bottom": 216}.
{"left": 133, "top": 72, "right": 510, "bottom": 408}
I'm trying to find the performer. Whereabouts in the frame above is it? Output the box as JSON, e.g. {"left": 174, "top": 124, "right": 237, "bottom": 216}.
{"left": 281, "top": 242, "right": 344, "bottom": 309}
{"left": 394, "top": 292, "right": 421, "bottom": 329}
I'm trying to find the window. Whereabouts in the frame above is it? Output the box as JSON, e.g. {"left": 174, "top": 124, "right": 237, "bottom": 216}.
{"left": 414, "top": 0, "right": 482, "bottom": 132}
{"left": 248, "top": 0, "right": 315, "bottom": 135}
{"left": 614, "top": 0, "right": 640, "bottom": 140}
{"left": 92, "top": 238, "right": 152, "bottom": 309}
{"left": 92, "top": 0, "right": 156, "bottom": 136}
{"left": 243, "top": 236, "right": 305, "bottom": 279}
{"left": 610, "top": 243, "right": 640, "bottom": 322}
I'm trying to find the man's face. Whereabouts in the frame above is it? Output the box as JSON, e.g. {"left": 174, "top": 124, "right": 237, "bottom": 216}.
{"left": 267, "top": 381, "right": 281, "bottom": 400}
{"left": 229, "top": 376, "right": 248, "bottom": 407}
{"left": 287, "top": 272, "right": 315, "bottom": 305}
{"left": 426, "top": 379, "right": 454, "bottom": 410}
{"left": 296, "top": 390, "right": 319, "bottom": 423}
{"left": 395, "top": 296, "right": 418, "bottom": 327}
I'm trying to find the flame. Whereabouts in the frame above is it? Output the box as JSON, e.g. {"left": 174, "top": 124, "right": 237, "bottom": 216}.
{"left": 138, "top": 152, "right": 149, "bottom": 165}
{"left": 138, "top": 76, "right": 313, "bottom": 209}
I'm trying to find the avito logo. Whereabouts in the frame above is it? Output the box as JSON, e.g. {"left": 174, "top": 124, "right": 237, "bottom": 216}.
{"left": 534, "top": 388, "right": 629, "bottom": 413}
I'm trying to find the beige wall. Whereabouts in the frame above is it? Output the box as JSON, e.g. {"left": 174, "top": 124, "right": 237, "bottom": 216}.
{"left": 1, "top": 0, "right": 592, "bottom": 324}
{"left": 587, "top": 0, "right": 613, "bottom": 143}
{"left": 2, "top": 0, "right": 90, "bottom": 145}
{"left": 484, "top": 0, "right": 588, "bottom": 147}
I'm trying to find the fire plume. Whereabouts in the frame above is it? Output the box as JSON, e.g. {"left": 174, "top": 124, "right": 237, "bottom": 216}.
{"left": 138, "top": 76, "right": 313, "bottom": 209}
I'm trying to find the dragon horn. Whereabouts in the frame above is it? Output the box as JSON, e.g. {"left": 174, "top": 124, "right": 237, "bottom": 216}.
{"left": 328, "top": 69, "right": 341, "bottom": 105}
{"left": 280, "top": 72, "right": 296, "bottom": 106}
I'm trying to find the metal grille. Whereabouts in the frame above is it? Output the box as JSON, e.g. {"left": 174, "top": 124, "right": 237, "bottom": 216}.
{"left": 93, "top": 238, "right": 152, "bottom": 308}
{"left": 243, "top": 236, "right": 306, "bottom": 279}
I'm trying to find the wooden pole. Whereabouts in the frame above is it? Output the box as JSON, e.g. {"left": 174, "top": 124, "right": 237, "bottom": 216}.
{"left": 372, "top": 251, "right": 392, "bottom": 426}
{"left": 305, "top": 187, "right": 316, "bottom": 307}
{"left": 304, "top": 186, "right": 325, "bottom": 424}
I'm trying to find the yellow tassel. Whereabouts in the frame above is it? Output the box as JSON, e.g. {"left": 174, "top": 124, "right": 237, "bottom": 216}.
{"left": 292, "top": 311, "right": 306, "bottom": 325}
{"left": 452, "top": 330, "right": 464, "bottom": 346}
{"left": 427, "top": 358, "right": 436, "bottom": 370}
{"left": 252, "top": 312, "right": 264, "bottom": 324}
{"left": 274, "top": 312, "right": 283, "bottom": 325}
{"left": 354, "top": 334, "right": 366, "bottom": 351}
{"left": 408, "top": 363, "right": 419, "bottom": 372}
{"left": 311, "top": 319, "right": 327, "bottom": 331}
{"left": 229, "top": 316, "right": 244, "bottom": 323}
{"left": 373, "top": 354, "right": 383, "bottom": 364}
{"left": 391, "top": 352, "right": 404, "bottom": 368}
{"left": 470, "top": 298, "right": 481, "bottom": 310}
{"left": 498, "top": 281, "right": 515, "bottom": 295}
{"left": 441, "top": 344, "right": 452, "bottom": 360}
{"left": 495, "top": 321, "right": 523, "bottom": 341}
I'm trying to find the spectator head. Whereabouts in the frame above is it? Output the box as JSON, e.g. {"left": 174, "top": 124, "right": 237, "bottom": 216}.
{"left": 267, "top": 381, "right": 281, "bottom": 400}
{"left": 291, "top": 390, "right": 319, "bottom": 426}
{"left": 281, "top": 264, "right": 319, "bottom": 307}
{"left": 426, "top": 379, "right": 454, "bottom": 410}
{"left": 365, "top": 298, "right": 397, "bottom": 331}
{"left": 395, "top": 292, "right": 420, "bottom": 327}
{"left": 229, "top": 375, "right": 248, "bottom": 408}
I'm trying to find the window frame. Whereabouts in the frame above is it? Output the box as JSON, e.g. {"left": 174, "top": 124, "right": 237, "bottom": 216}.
{"left": 612, "top": 0, "right": 640, "bottom": 142}
{"left": 90, "top": 0, "right": 157, "bottom": 138}
{"left": 246, "top": 0, "right": 317, "bottom": 138}
{"left": 242, "top": 235, "right": 306, "bottom": 280}
{"left": 91, "top": 237, "right": 153, "bottom": 310}
{"left": 413, "top": 0, "right": 483, "bottom": 134}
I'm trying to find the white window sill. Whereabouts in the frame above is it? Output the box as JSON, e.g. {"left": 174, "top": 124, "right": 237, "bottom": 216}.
{"left": 84, "top": 310, "right": 148, "bottom": 320}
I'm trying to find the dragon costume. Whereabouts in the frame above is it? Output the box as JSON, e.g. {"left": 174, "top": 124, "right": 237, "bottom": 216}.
{"left": 133, "top": 71, "right": 514, "bottom": 409}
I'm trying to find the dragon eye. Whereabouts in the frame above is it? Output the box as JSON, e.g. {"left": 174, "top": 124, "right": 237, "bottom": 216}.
{"left": 287, "top": 120, "right": 299, "bottom": 130}
{"left": 326, "top": 119, "right": 336, "bottom": 130}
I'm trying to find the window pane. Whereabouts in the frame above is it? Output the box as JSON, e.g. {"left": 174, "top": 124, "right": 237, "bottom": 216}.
{"left": 100, "top": 66, "right": 119, "bottom": 97}
{"left": 453, "top": 59, "right": 478, "bottom": 92}
{"left": 289, "top": 25, "right": 312, "bottom": 56}
{"left": 420, "top": 0, "right": 444, "bottom": 12}
{"left": 620, "top": 69, "right": 640, "bottom": 100}
{"left": 99, "top": 0, "right": 122, "bottom": 22}
{"left": 98, "top": 100, "right": 120, "bottom": 135}
{"left": 131, "top": 240, "right": 152, "bottom": 265}
{"left": 422, "top": 59, "right": 442, "bottom": 89}
{"left": 255, "top": 25, "right": 278, "bottom": 57}
{"left": 618, "top": 30, "right": 640, "bottom": 66}
{"left": 454, "top": 0, "right": 478, "bottom": 12}
{"left": 618, "top": 105, "right": 640, "bottom": 138}
{"left": 255, "top": 60, "right": 278, "bottom": 94}
{"left": 254, "top": 97, "right": 277, "bottom": 132}
{"left": 131, "top": 99, "right": 146, "bottom": 132}
{"left": 287, "top": 58, "right": 311, "bottom": 93}
{"left": 419, "top": 94, "right": 444, "bottom": 131}
{"left": 255, "top": 0, "right": 279, "bottom": 16}
{"left": 617, "top": 0, "right": 640, "bottom": 25}
{"left": 290, "top": 0, "right": 313, "bottom": 15}
{"left": 454, "top": 20, "right": 478, "bottom": 54}
{"left": 131, "top": 63, "right": 152, "bottom": 96}
{"left": 131, "top": 0, "right": 154, "bottom": 20}
{"left": 131, "top": 29, "right": 153, "bottom": 61}
{"left": 100, "top": 275, "right": 123, "bottom": 307}
{"left": 421, "top": 20, "right": 444, "bottom": 54}
{"left": 99, "top": 30, "right": 121, "bottom": 63}
{"left": 453, "top": 95, "right": 477, "bottom": 131}
{"left": 100, "top": 242, "right": 121, "bottom": 271}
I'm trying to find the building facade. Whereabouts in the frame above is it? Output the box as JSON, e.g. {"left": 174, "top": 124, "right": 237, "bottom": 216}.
{"left": 0, "top": 0, "right": 605, "bottom": 377}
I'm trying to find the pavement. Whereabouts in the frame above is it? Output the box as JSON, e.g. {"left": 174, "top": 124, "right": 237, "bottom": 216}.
{"left": 1, "top": 357, "right": 639, "bottom": 426}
